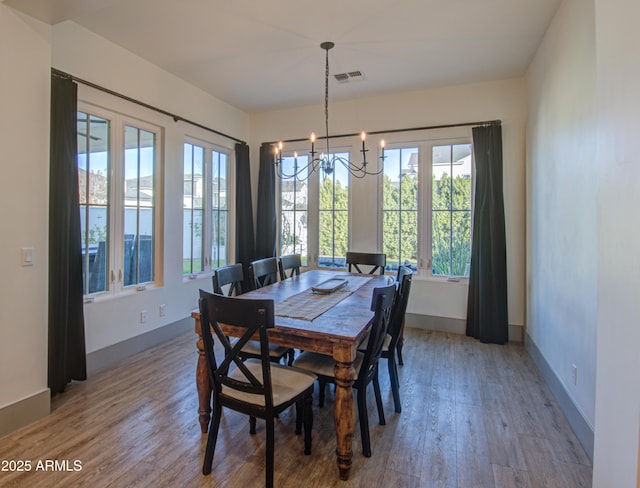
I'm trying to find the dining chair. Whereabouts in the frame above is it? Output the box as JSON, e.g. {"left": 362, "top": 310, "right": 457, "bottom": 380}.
{"left": 382, "top": 266, "right": 413, "bottom": 413}
{"left": 198, "top": 290, "right": 315, "bottom": 488}
{"left": 346, "top": 251, "right": 386, "bottom": 275}
{"left": 249, "top": 257, "right": 279, "bottom": 289}
{"left": 394, "top": 265, "right": 412, "bottom": 366}
{"left": 213, "top": 263, "right": 294, "bottom": 366}
{"left": 278, "top": 254, "right": 302, "bottom": 281}
{"left": 292, "top": 283, "right": 395, "bottom": 457}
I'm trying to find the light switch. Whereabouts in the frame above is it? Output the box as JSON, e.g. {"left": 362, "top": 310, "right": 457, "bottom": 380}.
{"left": 21, "top": 247, "right": 35, "bottom": 266}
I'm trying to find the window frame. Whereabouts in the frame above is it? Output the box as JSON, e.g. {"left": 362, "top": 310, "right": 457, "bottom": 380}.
{"left": 79, "top": 101, "right": 164, "bottom": 301}
{"left": 276, "top": 143, "right": 353, "bottom": 269}
{"left": 182, "top": 137, "right": 233, "bottom": 280}
{"left": 378, "top": 132, "right": 474, "bottom": 280}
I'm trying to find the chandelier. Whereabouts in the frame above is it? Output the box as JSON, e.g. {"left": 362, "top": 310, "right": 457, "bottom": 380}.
{"left": 274, "top": 41, "right": 385, "bottom": 180}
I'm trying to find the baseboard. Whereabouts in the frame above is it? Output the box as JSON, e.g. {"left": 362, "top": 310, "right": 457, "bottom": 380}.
{"left": 87, "top": 317, "right": 192, "bottom": 375}
{"left": 525, "top": 331, "right": 594, "bottom": 461}
{"left": 406, "top": 313, "right": 524, "bottom": 342}
{"left": 0, "top": 389, "right": 50, "bottom": 438}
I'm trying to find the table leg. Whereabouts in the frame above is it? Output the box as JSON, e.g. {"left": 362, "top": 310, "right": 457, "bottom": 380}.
{"left": 194, "top": 316, "right": 211, "bottom": 433}
{"left": 333, "top": 345, "right": 357, "bottom": 480}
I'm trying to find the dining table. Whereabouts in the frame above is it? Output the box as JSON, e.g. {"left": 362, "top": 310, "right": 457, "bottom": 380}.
{"left": 191, "top": 269, "right": 392, "bottom": 480}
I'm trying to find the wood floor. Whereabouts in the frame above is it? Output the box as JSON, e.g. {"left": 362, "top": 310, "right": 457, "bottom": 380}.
{"left": 0, "top": 328, "right": 592, "bottom": 487}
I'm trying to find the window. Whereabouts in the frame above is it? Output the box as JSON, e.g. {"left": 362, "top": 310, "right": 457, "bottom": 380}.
{"left": 318, "top": 152, "right": 349, "bottom": 268}
{"left": 78, "top": 105, "right": 162, "bottom": 297}
{"left": 124, "top": 125, "right": 156, "bottom": 286}
{"left": 382, "top": 147, "right": 419, "bottom": 272}
{"left": 380, "top": 139, "right": 473, "bottom": 278}
{"left": 79, "top": 113, "right": 110, "bottom": 295}
{"left": 278, "top": 154, "right": 309, "bottom": 265}
{"left": 431, "top": 143, "right": 473, "bottom": 277}
{"left": 211, "top": 149, "right": 229, "bottom": 269}
{"left": 183, "top": 143, "right": 204, "bottom": 274}
{"left": 183, "top": 141, "right": 230, "bottom": 277}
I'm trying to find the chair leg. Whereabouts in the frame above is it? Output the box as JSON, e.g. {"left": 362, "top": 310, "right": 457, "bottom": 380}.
{"left": 398, "top": 329, "right": 405, "bottom": 366}
{"left": 303, "top": 391, "right": 313, "bottom": 455}
{"left": 287, "top": 348, "right": 295, "bottom": 366}
{"left": 266, "top": 417, "right": 275, "bottom": 488}
{"left": 318, "top": 380, "right": 326, "bottom": 408}
{"left": 202, "top": 403, "right": 222, "bottom": 475}
{"left": 357, "top": 387, "right": 372, "bottom": 457}
{"left": 373, "top": 368, "right": 386, "bottom": 426}
{"left": 249, "top": 415, "right": 257, "bottom": 435}
{"left": 388, "top": 352, "right": 402, "bottom": 413}
{"left": 295, "top": 400, "right": 302, "bottom": 435}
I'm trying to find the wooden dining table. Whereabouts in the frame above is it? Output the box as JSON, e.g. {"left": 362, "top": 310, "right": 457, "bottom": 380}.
{"left": 192, "top": 269, "right": 391, "bottom": 480}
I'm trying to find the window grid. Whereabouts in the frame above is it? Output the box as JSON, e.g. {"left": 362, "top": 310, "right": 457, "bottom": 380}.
{"left": 211, "top": 149, "right": 228, "bottom": 269}
{"left": 123, "top": 125, "right": 156, "bottom": 286}
{"left": 382, "top": 147, "right": 419, "bottom": 272}
{"left": 431, "top": 143, "right": 472, "bottom": 277}
{"left": 183, "top": 143, "right": 204, "bottom": 275}
{"left": 279, "top": 155, "right": 309, "bottom": 265}
{"left": 318, "top": 153, "right": 349, "bottom": 268}
{"left": 79, "top": 112, "right": 110, "bottom": 295}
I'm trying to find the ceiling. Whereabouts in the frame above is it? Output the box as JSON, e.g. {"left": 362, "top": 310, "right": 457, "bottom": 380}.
{"left": 6, "top": 0, "right": 560, "bottom": 113}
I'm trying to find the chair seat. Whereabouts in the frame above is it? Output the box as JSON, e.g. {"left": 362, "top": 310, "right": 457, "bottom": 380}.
{"left": 224, "top": 359, "right": 316, "bottom": 407}
{"left": 234, "top": 339, "right": 291, "bottom": 360}
{"left": 293, "top": 351, "right": 364, "bottom": 378}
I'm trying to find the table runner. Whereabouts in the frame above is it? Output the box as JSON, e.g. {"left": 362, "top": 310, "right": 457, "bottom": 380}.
{"left": 276, "top": 275, "right": 373, "bottom": 321}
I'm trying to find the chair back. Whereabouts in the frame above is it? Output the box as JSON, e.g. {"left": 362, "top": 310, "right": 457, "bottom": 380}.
{"left": 198, "top": 289, "right": 277, "bottom": 409}
{"left": 388, "top": 267, "right": 413, "bottom": 348}
{"left": 278, "top": 254, "right": 302, "bottom": 281}
{"left": 346, "top": 251, "right": 386, "bottom": 275}
{"left": 213, "top": 263, "right": 244, "bottom": 296}
{"left": 250, "top": 257, "right": 279, "bottom": 289}
{"left": 358, "top": 284, "right": 395, "bottom": 382}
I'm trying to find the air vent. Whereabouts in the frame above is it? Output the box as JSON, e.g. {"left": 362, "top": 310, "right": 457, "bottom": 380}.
{"left": 334, "top": 70, "right": 366, "bottom": 83}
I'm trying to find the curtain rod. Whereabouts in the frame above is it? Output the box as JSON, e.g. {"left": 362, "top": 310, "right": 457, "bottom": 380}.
{"left": 266, "top": 119, "right": 501, "bottom": 145}
{"left": 52, "top": 68, "right": 247, "bottom": 145}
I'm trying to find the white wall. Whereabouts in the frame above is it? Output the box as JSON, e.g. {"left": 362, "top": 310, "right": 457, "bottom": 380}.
{"left": 593, "top": 0, "right": 640, "bottom": 485}
{"left": 0, "top": 6, "right": 50, "bottom": 411}
{"left": 251, "top": 79, "right": 527, "bottom": 334}
{"left": 525, "top": 0, "right": 597, "bottom": 431}
{"left": 51, "top": 22, "right": 250, "bottom": 354}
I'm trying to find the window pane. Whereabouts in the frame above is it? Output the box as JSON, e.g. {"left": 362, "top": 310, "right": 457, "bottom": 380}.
{"left": 183, "top": 143, "right": 205, "bottom": 274}
{"left": 78, "top": 111, "right": 110, "bottom": 295}
{"left": 318, "top": 152, "right": 349, "bottom": 268}
{"left": 383, "top": 147, "right": 419, "bottom": 271}
{"left": 279, "top": 154, "right": 309, "bottom": 263}
{"left": 432, "top": 145, "right": 452, "bottom": 211}
{"left": 432, "top": 210, "right": 451, "bottom": 275}
{"left": 183, "top": 209, "right": 193, "bottom": 274}
{"left": 383, "top": 210, "right": 400, "bottom": 270}
{"left": 431, "top": 143, "right": 472, "bottom": 277}
{"left": 452, "top": 144, "right": 472, "bottom": 210}
{"left": 212, "top": 149, "right": 229, "bottom": 268}
{"left": 452, "top": 210, "right": 471, "bottom": 276}
{"left": 124, "top": 125, "right": 155, "bottom": 286}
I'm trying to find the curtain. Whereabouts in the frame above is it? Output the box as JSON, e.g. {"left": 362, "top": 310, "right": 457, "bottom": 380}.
{"left": 49, "top": 74, "right": 87, "bottom": 394}
{"left": 255, "top": 143, "right": 277, "bottom": 258}
{"left": 235, "top": 143, "right": 255, "bottom": 290}
{"left": 466, "top": 124, "right": 509, "bottom": 344}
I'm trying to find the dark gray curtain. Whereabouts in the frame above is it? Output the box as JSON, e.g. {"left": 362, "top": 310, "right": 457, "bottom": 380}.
{"left": 255, "top": 143, "right": 277, "bottom": 258}
{"left": 235, "top": 143, "right": 255, "bottom": 289}
{"left": 49, "top": 74, "right": 87, "bottom": 394}
{"left": 466, "top": 124, "right": 508, "bottom": 344}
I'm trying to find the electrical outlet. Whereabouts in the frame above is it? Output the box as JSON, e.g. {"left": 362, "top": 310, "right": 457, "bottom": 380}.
{"left": 140, "top": 310, "right": 148, "bottom": 323}
{"left": 571, "top": 364, "right": 578, "bottom": 385}
{"left": 159, "top": 304, "right": 166, "bottom": 317}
